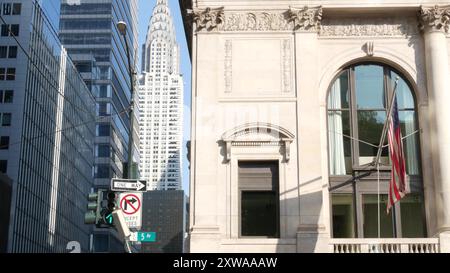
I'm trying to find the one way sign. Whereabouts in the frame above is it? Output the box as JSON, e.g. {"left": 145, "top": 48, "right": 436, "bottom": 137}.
{"left": 111, "top": 178, "right": 147, "bottom": 192}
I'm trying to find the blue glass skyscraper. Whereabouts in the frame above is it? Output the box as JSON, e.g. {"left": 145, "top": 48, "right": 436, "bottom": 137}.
{"left": 59, "top": 0, "right": 139, "bottom": 252}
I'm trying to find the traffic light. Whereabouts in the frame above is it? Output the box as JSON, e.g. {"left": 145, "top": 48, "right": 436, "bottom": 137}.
{"left": 101, "top": 191, "right": 117, "bottom": 227}
{"left": 84, "top": 191, "right": 102, "bottom": 224}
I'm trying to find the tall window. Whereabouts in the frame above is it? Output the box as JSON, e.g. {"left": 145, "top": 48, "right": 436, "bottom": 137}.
{"left": 239, "top": 161, "right": 279, "bottom": 238}
{"left": 327, "top": 63, "right": 425, "bottom": 238}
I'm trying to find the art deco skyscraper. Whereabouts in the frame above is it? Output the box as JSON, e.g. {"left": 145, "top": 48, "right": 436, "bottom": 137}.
{"left": 139, "top": 0, "right": 183, "bottom": 190}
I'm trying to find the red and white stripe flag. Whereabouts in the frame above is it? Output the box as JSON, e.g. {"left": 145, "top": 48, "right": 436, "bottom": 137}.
{"left": 387, "top": 95, "right": 409, "bottom": 213}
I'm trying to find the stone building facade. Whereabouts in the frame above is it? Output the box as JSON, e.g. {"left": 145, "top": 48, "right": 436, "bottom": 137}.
{"left": 179, "top": 0, "right": 450, "bottom": 253}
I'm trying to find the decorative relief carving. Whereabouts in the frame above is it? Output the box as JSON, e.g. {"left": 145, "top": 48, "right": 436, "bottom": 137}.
{"left": 418, "top": 5, "right": 450, "bottom": 33}
{"left": 363, "top": 41, "right": 374, "bottom": 56}
{"left": 288, "top": 6, "right": 323, "bottom": 31}
{"left": 224, "top": 40, "right": 232, "bottom": 93}
{"left": 220, "top": 12, "right": 293, "bottom": 32}
{"left": 189, "top": 7, "right": 225, "bottom": 31}
{"left": 320, "top": 18, "right": 419, "bottom": 37}
{"left": 281, "top": 39, "right": 292, "bottom": 93}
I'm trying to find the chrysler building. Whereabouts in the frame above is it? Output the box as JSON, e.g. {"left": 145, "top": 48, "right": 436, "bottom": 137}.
{"left": 138, "top": 0, "right": 183, "bottom": 190}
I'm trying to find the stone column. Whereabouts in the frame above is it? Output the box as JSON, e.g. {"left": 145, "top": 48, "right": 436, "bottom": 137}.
{"left": 290, "top": 6, "right": 330, "bottom": 253}
{"left": 419, "top": 5, "right": 450, "bottom": 240}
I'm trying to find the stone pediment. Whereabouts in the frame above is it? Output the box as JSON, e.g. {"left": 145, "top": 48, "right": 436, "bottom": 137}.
{"left": 221, "top": 123, "right": 294, "bottom": 162}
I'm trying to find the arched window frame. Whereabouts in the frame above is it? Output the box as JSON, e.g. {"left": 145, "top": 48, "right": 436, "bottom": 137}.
{"left": 327, "top": 62, "right": 427, "bottom": 239}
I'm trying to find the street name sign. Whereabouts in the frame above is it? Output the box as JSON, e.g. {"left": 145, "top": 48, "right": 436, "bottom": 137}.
{"left": 130, "top": 232, "right": 156, "bottom": 242}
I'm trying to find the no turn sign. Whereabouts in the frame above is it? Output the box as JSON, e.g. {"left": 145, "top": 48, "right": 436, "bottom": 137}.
{"left": 118, "top": 192, "right": 142, "bottom": 229}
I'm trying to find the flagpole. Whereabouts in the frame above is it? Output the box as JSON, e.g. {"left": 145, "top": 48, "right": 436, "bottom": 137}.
{"left": 372, "top": 76, "right": 399, "bottom": 239}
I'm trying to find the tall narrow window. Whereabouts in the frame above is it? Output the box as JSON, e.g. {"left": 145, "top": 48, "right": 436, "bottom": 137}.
{"left": 0, "top": 136, "right": 9, "bottom": 150}
{"left": 328, "top": 63, "right": 425, "bottom": 238}
{"left": 8, "top": 46, "right": 17, "bottom": 58}
{"left": 239, "top": 161, "right": 279, "bottom": 238}
{"left": 1, "top": 113, "right": 11, "bottom": 126}
{"left": 0, "top": 160, "right": 7, "bottom": 173}
{"left": 12, "top": 3, "right": 21, "bottom": 15}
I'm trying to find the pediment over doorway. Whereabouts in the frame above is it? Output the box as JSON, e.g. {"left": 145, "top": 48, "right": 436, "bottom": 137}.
{"left": 221, "top": 123, "right": 294, "bottom": 162}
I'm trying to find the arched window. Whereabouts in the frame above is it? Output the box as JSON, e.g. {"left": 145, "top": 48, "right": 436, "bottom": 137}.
{"left": 327, "top": 63, "right": 426, "bottom": 238}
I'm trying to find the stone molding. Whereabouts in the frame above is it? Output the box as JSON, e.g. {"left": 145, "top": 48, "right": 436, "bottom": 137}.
{"left": 221, "top": 123, "right": 294, "bottom": 162}
{"left": 320, "top": 17, "right": 419, "bottom": 37}
{"left": 418, "top": 5, "right": 450, "bottom": 33}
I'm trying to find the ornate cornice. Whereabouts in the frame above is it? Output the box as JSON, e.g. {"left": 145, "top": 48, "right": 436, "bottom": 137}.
{"left": 189, "top": 7, "right": 324, "bottom": 33}
{"left": 288, "top": 6, "right": 323, "bottom": 32}
{"left": 418, "top": 5, "right": 450, "bottom": 33}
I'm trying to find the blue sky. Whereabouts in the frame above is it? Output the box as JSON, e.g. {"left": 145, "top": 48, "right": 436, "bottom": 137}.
{"left": 138, "top": 0, "right": 192, "bottom": 194}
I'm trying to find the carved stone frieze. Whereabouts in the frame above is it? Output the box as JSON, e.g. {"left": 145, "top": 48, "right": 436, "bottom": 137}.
{"left": 288, "top": 6, "right": 323, "bottom": 31}
{"left": 224, "top": 40, "right": 232, "bottom": 93}
{"left": 282, "top": 39, "right": 292, "bottom": 93}
{"left": 220, "top": 12, "right": 293, "bottom": 32}
{"left": 320, "top": 17, "right": 419, "bottom": 37}
{"left": 418, "top": 5, "right": 450, "bottom": 33}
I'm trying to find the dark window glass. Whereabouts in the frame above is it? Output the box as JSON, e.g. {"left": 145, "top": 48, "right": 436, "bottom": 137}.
{"left": 1, "top": 25, "right": 8, "bottom": 36}
{"left": 363, "top": 195, "right": 394, "bottom": 238}
{"left": 1, "top": 113, "right": 11, "bottom": 126}
{"left": 0, "top": 160, "right": 7, "bottom": 173}
{"left": 0, "top": 136, "right": 9, "bottom": 150}
{"left": 401, "top": 194, "right": 426, "bottom": 238}
{"left": 95, "top": 165, "right": 110, "bottom": 179}
{"left": 97, "top": 145, "right": 110, "bottom": 157}
{"left": 3, "top": 90, "right": 13, "bottom": 103}
{"left": 2, "top": 4, "right": 11, "bottom": 15}
{"left": 97, "top": 124, "right": 110, "bottom": 136}
{"left": 0, "top": 46, "right": 7, "bottom": 58}
{"left": 332, "top": 194, "right": 355, "bottom": 238}
{"left": 12, "top": 3, "right": 21, "bottom": 15}
{"left": 8, "top": 46, "right": 17, "bottom": 58}
{"left": 93, "top": 234, "right": 109, "bottom": 252}
{"left": 0, "top": 90, "right": 3, "bottom": 102}
{"left": 10, "top": 24, "right": 18, "bottom": 36}
{"left": 241, "top": 191, "right": 278, "bottom": 237}
{"left": 0, "top": 68, "right": 4, "bottom": 80}
{"left": 6, "top": 68, "right": 15, "bottom": 80}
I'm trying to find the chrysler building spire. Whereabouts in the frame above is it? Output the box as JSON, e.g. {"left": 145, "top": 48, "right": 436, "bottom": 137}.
{"left": 138, "top": 1, "right": 183, "bottom": 191}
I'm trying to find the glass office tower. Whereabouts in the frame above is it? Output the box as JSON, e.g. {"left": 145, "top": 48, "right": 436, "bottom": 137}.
{"left": 0, "top": 0, "right": 96, "bottom": 252}
{"left": 59, "top": 0, "right": 139, "bottom": 252}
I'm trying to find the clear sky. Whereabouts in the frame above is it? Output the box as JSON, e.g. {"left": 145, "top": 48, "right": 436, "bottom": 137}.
{"left": 138, "top": 0, "right": 192, "bottom": 194}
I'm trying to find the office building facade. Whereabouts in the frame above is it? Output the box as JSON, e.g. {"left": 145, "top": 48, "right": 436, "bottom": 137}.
{"left": 59, "top": 0, "right": 139, "bottom": 252}
{"left": 180, "top": 0, "right": 450, "bottom": 252}
{"left": 141, "top": 190, "right": 186, "bottom": 253}
{"left": 138, "top": 0, "right": 183, "bottom": 190}
{"left": 0, "top": 0, "right": 96, "bottom": 252}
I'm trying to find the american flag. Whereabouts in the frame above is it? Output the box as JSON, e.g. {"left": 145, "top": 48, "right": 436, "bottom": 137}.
{"left": 387, "top": 95, "right": 409, "bottom": 213}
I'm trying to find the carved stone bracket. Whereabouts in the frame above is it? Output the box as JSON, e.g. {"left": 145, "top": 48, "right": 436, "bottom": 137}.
{"left": 288, "top": 6, "right": 323, "bottom": 32}
{"left": 188, "top": 7, "right": 225, "bottom": 31}
{"left": 418, "top": 5, "right": 450, "bottom": 33}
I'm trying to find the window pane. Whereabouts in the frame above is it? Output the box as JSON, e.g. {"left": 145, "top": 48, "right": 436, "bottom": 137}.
{"left": 6, "top": 68, "right": 15, "bottom": 80}
{"left": 0, "top": 160, "right": 7, "bottom": 173}
{"left": 400, "top": 194, "right": 426, "bottom": 237}
{"left": 10, "top": 25, "right": 19, "bottom": 36}
{"left": 358, "top": 110, "right": 388, "bottom": 165}
{"left": 3, "top": 90, "right": 12, "bottom": 103}
{"left": 12, "top": 3, "right": 21, "bottom": 15}
{"left": 2, "top": 113, "right": 11, "bottom": 126}
{"left": 0, "top": 136, "right": 9, "bottom": 150}
{"left": 97, "top": 145, "right": 110, "bottom": 157}
{"left": 399, "top": 111, "right": 420, "bottom": 175}
{"left": 2, "top": 4, "right": 11, "bottom": 15}
{"left": 241, "top": 191, "right": 278, "bottom": 237}
{"left": 96, "top": 124, "right": 110, "bottom": 136}
{"left": 328, "top": 110, "right": 352, "bottom": 175}
{"left": 332, "top": 194, "right": 355, "bottom": 238}
{"left": 0, "top": 25, "right": 7, "bottom": 36}
{"left": 8, "top": 46, "right": 17, "bottom": 58}
{"left": 0, "top": 90, "right": 3, "bottom": 103}
{"left": 391, "top": 71, "right": 414, "bottom": 109}
{"left": 0, "top": 68, "right": 4, "bottom": 80}
{"left": 0, "top": 46, "right": 7, "bottom": 58}
{"left": 363, "top": 195, "right": 394, "bottom": 238}
{"left": 355, "top": 65, "right": 385, "bottom": 109}
{"left": 328, "top": 71, "right": 349, "bottom": 109}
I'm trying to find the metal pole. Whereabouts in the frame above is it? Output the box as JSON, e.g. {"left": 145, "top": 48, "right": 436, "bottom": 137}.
{"left": 372, "top": 77, "right": 400, "bottom": 167}
{"left": 123, "top": 34, "right": 135, "bottom": 179}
